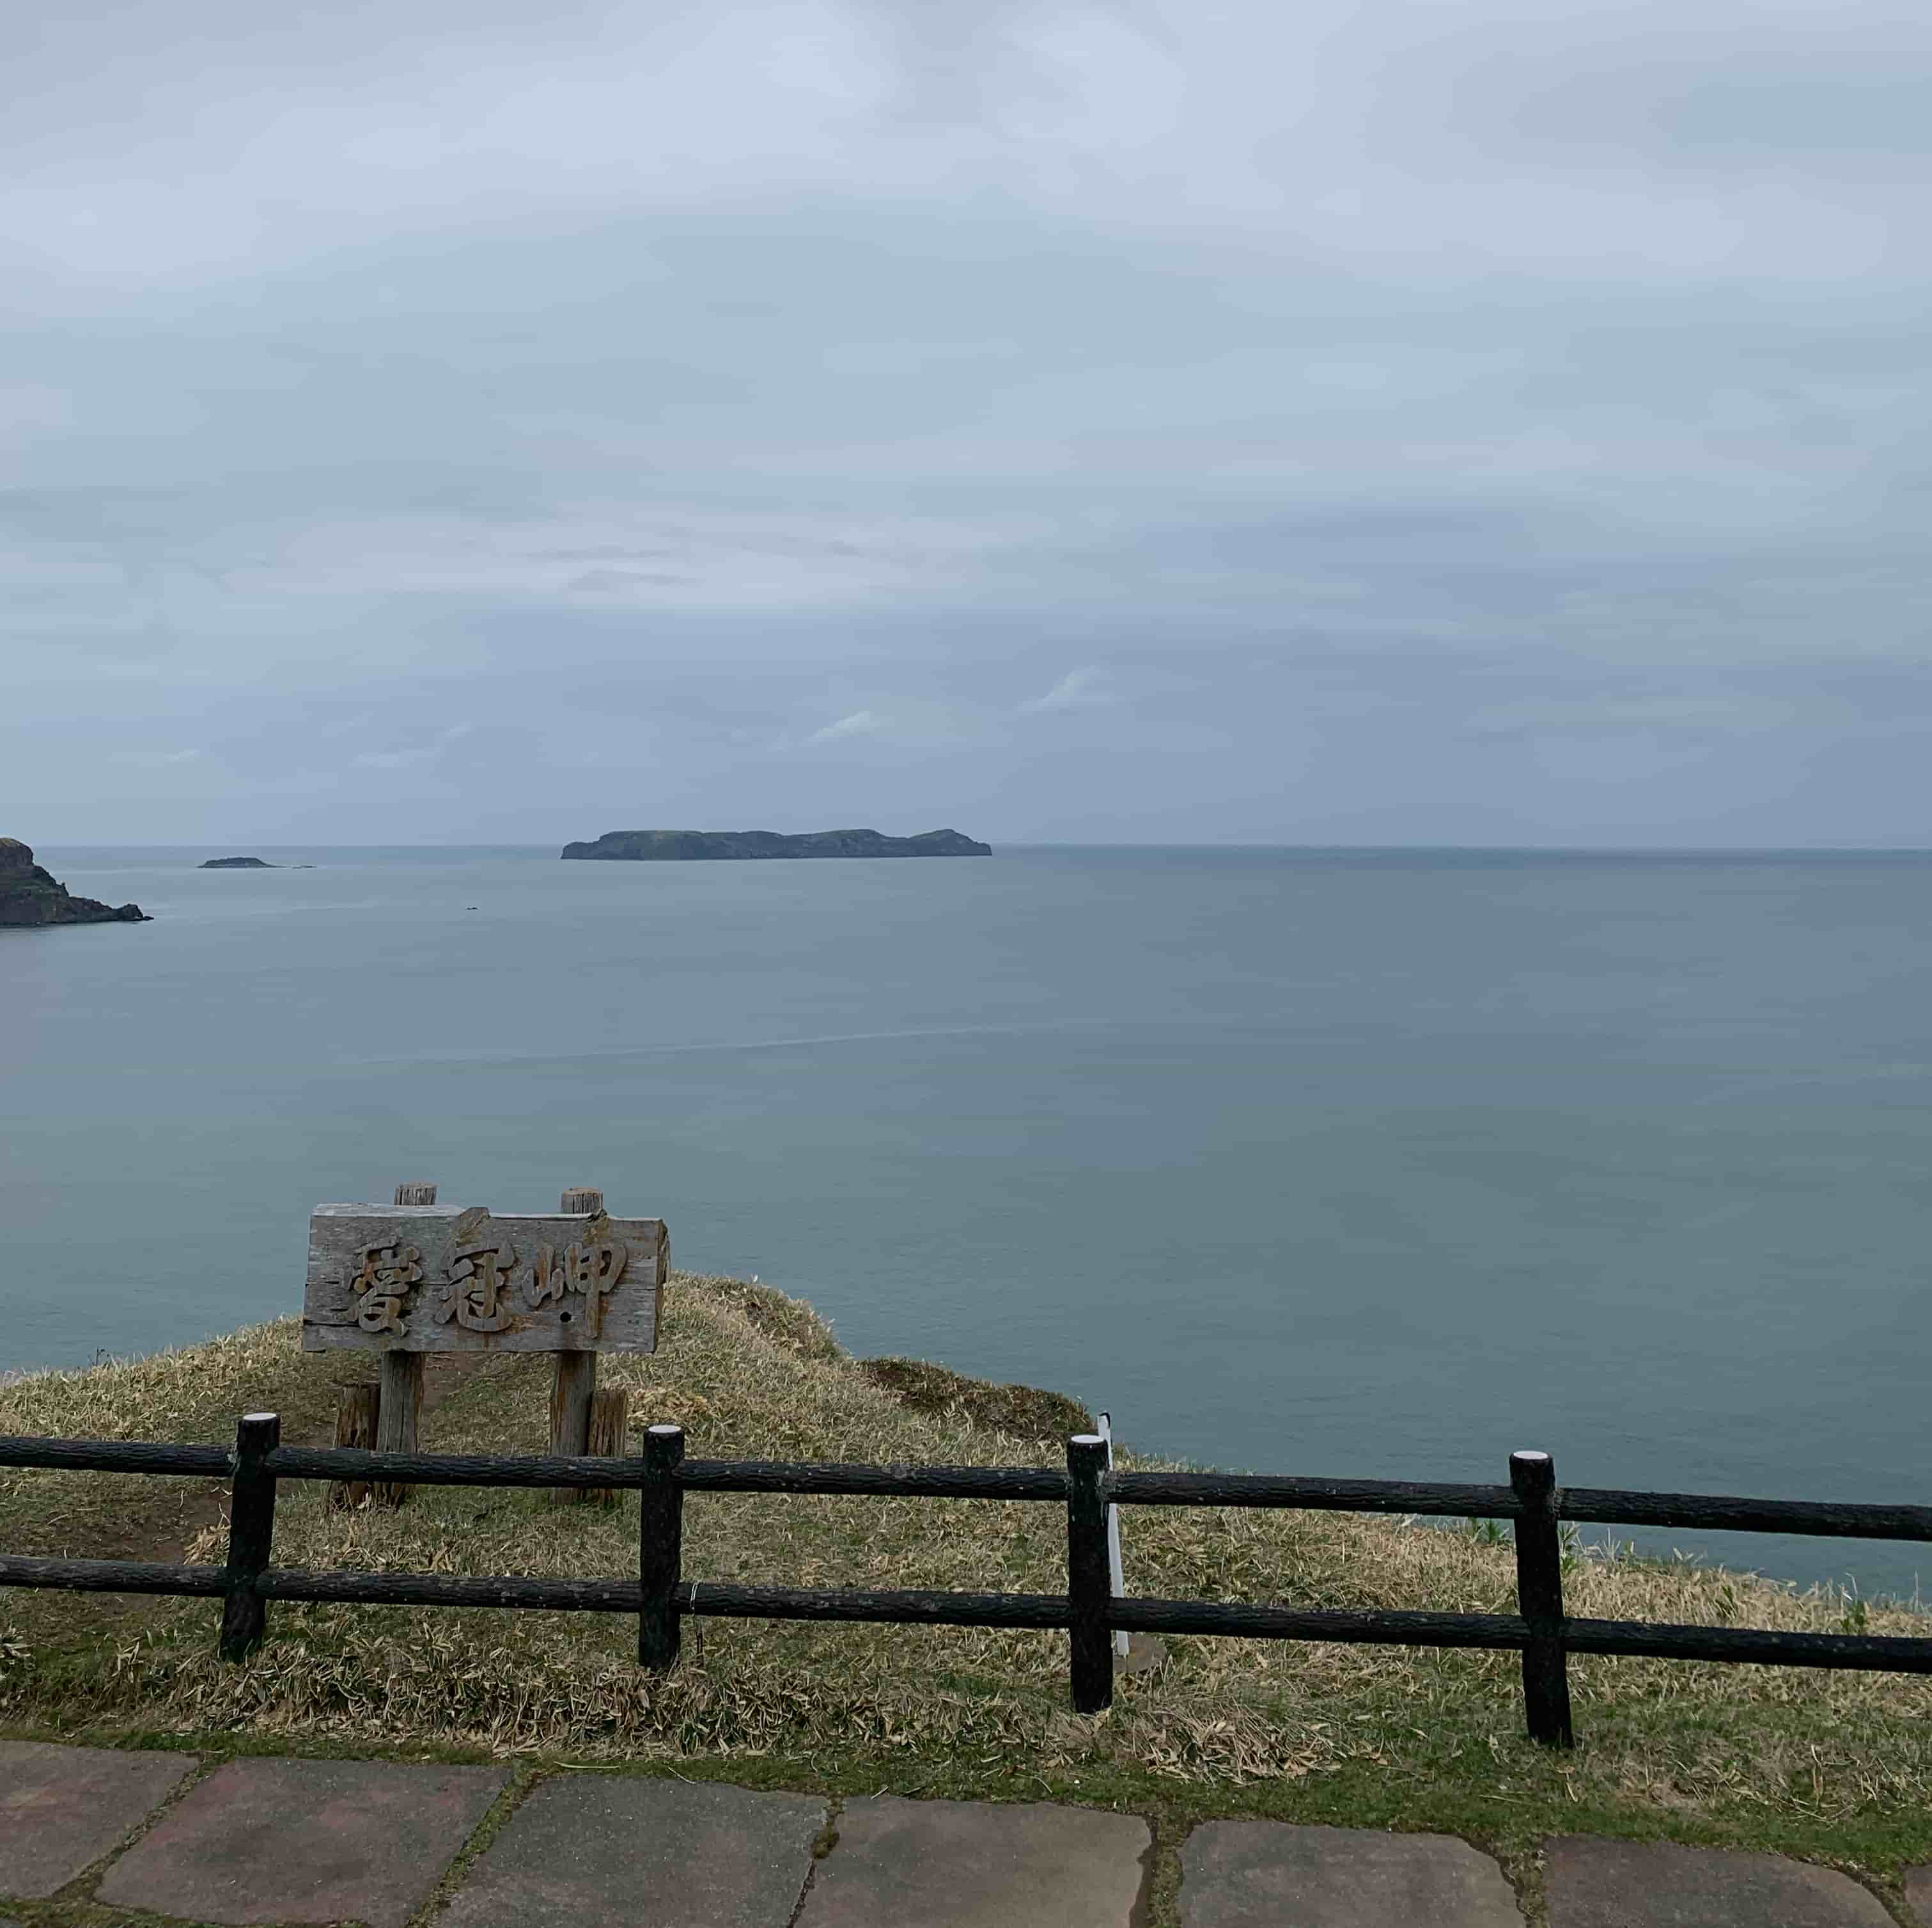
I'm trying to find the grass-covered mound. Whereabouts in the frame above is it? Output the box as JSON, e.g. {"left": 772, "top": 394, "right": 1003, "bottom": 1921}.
{"left": 4, "top": 1273, "right": 1931, "bottom": 1895}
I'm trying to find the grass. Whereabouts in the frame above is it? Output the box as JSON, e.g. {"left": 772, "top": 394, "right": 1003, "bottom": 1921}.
{"left": 4, "top": 1273, "right": 1932, "bottom": 1922}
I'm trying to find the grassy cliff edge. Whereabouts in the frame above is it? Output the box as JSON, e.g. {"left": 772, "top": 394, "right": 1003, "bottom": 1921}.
{"left": 4, "top": 1271, "right": 1930, "bottom": 1902}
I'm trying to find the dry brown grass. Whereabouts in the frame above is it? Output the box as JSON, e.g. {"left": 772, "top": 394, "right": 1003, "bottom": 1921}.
{"left": 4, "top": 1273, "right": 1932, "bottom": 1870}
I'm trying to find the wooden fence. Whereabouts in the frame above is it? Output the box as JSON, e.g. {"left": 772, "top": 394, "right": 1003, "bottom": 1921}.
{"left": 6, "top": 1420, "right": 1932, "bottom": 1747}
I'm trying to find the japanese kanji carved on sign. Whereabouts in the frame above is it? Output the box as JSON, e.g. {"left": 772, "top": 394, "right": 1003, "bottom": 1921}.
{"left": 302, "top": 1202, "right": 667, "bottom": 1354}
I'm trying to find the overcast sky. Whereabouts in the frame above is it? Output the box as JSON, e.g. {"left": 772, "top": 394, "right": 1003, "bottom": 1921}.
{"left": 4, "top": 0, "right": 1929, "bottom": 845}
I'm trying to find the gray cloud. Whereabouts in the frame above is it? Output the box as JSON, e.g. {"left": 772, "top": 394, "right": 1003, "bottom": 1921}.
{"left": 3, "top": 0, "right": 1928, "bottom": 843}
{"left": 807, "top": 709, "right": 891, "bottom": 743}
{"left": 1022, "top": 666, "right": 1116, "bottom": 713}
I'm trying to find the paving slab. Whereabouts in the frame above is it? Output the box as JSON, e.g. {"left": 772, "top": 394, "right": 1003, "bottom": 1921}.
{"left": 94, "top": 1755, "right": 507, "bottom": 1927}
{"left": 440, "top": 1774, "right": 826, "bottom": 1928}
{"left": 1906, "top": 1866, "right": 1932, "bottom": 1925}
{"left": 797, "top": 1795, "right": 1149, "bottom": 1928}
{"left": 1543, "top": 1837, "right": 1892, "bottom": 1927}
{"left": 0, "top": 1739, "right": 198, "bottom": 1899}
{"left": 1179, "top": 1820, "right": 1522, "bottom": 1926}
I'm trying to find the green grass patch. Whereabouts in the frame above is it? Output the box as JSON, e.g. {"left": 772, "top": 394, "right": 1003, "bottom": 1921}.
{"left": 4, "top": 1272, "right": 1931, "bottom": 1908}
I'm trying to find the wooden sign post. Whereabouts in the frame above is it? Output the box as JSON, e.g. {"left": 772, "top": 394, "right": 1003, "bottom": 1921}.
{"left": 552, "top": 1186, "right": 604, "bottom": 1505}
{"left": 304, "top": 1180, "right": 667, "bottom": 1506}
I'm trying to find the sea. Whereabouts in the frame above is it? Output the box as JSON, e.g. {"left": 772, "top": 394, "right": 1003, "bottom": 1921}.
{"left": 4, "top": 844, "right": 1929, "bottom": 1597}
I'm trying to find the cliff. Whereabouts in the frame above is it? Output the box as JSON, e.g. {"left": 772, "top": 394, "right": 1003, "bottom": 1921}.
{"left": 1, "top": 1276, "right": 1915, "bottom": 1846}
{"left": 561, "top": 827, "right": 992, "bottom": 861}
{"left": 0, "top": 838, "right": 148, "bottom": 927}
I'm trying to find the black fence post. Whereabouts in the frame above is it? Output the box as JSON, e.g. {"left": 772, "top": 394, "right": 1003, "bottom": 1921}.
{"left": 639, "top": 1423, "right": 685, "bottom": 1671}
{"left": 1510, "top": 1448, "right": 1573, "bottom": 1748}
{"left": 1066, "top": 1433, "right": 1113, "bottom": 1714}
{"left": 218, "top": 1412, "right": 280, "bottom": 1661}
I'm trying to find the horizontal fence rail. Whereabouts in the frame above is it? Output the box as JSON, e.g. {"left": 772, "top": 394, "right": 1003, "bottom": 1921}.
{"left": 0, "top": 1438, "right": 1075, "bottom": 1500}
{"left": 6, "top": 1423, "right": 1932, "bottom": 1746}
{"left": 1107, "top": 1471, "right": 1522, "bottom": 1517}
{"left": 1557, "top": 1487, "right": 1932, "bottom": 1543}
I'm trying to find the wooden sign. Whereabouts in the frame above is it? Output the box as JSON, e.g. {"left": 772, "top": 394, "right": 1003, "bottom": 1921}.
{"left": 302, "top": 1202, "right": 667, "bottom": 1355}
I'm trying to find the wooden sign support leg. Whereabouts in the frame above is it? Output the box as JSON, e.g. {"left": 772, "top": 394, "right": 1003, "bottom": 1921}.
{"left": 312, "top": 1180, "right": 654, "bottom": 1510}
{"left": 329, "top": 1386, "right": 378, "bottom": 1510}
{"left": 374, "top": 1181, "right": 435, "bottom": 1506}
{"left": 587, "top": 1383, "right": 629, "bottom": 1508}
{"left": 550, "top": 1186, "right": 603, "bottom": 1504}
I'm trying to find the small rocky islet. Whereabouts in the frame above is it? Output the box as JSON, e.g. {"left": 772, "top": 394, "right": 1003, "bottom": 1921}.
{"left": 0, "top": 838, "right": 148, "bottom": 927}
{"left": 199, "top": 856, "right": 277, "bottom": 869}
{"left": 561, "top": 827, "right": 992, "bottom": 861}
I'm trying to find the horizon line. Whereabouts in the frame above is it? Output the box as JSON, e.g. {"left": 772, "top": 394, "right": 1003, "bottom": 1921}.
{"left": 30, "top": 838, "right": 1932, "bottom": 856}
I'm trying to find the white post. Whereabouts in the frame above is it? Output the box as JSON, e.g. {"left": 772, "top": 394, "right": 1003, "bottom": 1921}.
{"left": 1098, "top": 1411, "right": 1130, "bottom": 1659}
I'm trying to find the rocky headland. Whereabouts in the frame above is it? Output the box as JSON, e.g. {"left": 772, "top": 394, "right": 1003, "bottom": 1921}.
{"left": 562, "top": 827, "right": 992, "bottom": 861}
{"left": 0, "top": 838, "right": 148, "bottom": 926}
{"left": 1, "top": 1273, "right": 1918, "bottom": 1853}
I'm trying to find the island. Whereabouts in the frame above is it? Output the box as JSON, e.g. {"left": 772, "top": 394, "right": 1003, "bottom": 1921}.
{"left": 0, "top": 838, "right": 148, "bottom": 926}
{"left": 199, "top": 856, "right": 277, "bottom": 869}
{"left": 562, "top": 827, "right": 992, "bottom": 861}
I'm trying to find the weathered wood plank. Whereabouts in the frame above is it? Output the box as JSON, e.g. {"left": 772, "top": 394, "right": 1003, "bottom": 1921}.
{"left": 302, "top": 1203, "right": 667, "bottom": 1354}
{"left": 378, "top": 1182, "right": 433, "bottom": 1494}
{"left": 549, "top": 1353, "right": 597, "bottom": 1504}
{"left": 549, "top": 1187, "right": 605, "bottom": 1501}
{"left": 374, "top": 1353, "right": 422, "bottom": 1505}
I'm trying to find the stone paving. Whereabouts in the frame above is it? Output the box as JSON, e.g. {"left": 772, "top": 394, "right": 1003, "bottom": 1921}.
{"left": 1539, "top": 1838, "right": 1897, "bottom": 1927}
{"left": 1177, "top": 1819, "right": 1523, "bottom": 1926}
{"left": 95, "top": 1757, "right": 506, "bottom": 1927}
{"left": 3, "top": 1738, "right": 1929, "bottom": 1926}
{"left": 0, "top": 1740, "right": 198, "bottom": 1901}
{"left": 798, "top": 1795, "right": 1149, "bottom": 1928}
{"left": 439, "top": 1776, "right": 824, "bottom": 1928}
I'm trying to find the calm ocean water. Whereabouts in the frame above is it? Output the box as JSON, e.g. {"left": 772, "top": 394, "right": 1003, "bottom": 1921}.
{"left": 5, "top": 844, "right": 1929, "bottom": 1595}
